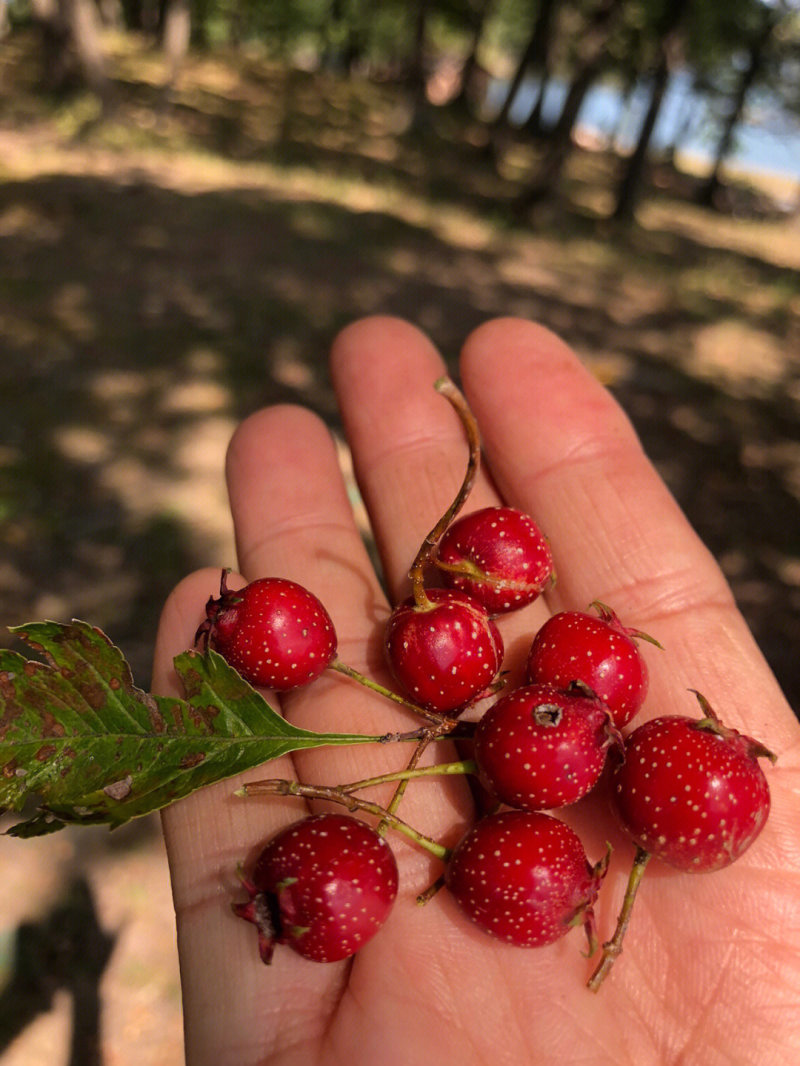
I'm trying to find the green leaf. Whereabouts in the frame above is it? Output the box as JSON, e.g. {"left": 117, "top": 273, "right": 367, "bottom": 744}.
{"left": 0, "top": 620, "right": 387, "bottom": 836}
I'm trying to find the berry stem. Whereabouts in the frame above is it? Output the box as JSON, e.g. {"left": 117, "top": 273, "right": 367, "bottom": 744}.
{"left": 329, "top": 658, "right": 449, "bottom": 726}
{"left": 416, "top": 874, "right": 446, "bottom": 906}
{"left": 237, "top": 777, "right": 453, "bottom": 861}
{"left": 408, "top": 376, "right": 481, "bottom": 608}
{"left": 586, "top": 846, "right": 652, "bottom": 992}
{"left": 380, "top": 732, "right": 434, "bottom": 831}
{"left": 379, "top": 723, "right": 476, "bottom": 744}
{"left": 343, "top": 758, "right": 477, "bottom": 796}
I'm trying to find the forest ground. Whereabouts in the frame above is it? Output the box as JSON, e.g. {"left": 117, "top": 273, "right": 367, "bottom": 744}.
{"left": 0, "top": 30, "right": 799, "bottom": 1066}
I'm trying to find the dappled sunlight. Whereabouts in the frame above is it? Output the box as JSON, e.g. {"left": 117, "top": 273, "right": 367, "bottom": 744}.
{"left": 271, "top": 341, "right": 319, "bottom": 392}
{"left": 0, "top": 31, "right": 797, "bottom": 716}
{"left": 53, "top": 424, "right": 112, "bottom": 465}
{"left": 691, "top": 321, "right": 789, "bottom": 399}
{"left": 52, "top": 282, "right": 97, "bottom": 341}
{"left": 640, "top": 199, "right": 800, "bottom": 272}
{"left": 0, "top": 200, "right": 62, "bottom": 242}
{"left": 667, "top": 404, "right": 723, "bottom": 446}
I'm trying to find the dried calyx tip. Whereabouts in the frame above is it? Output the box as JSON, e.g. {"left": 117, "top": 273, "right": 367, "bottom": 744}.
{"left": 689, "top": 689, "right": 777, "bottom": 764}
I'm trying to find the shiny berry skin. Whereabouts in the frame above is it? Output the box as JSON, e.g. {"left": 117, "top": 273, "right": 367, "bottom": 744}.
{"left": 435, "top": 506, "right": 554, "bottom": 614}
{"left": 233, "top": 813, "right": 399, "bottom": 963}
{"left": 474, "top": 683, "right": 618, "bottom": 811}
{"left": 612, "top": 696, "right": 774, "bottom": 872}
{"left": 196, "top": 570, "right": 337, "bottom": 690}
{"left": 445, "top": 810, "right": 608, "bottom": 949}
{"left": 526, "top": 602, "right": 659, "bottom": 728}
{"left": 384, "top": 587, "right": 504, "bottom": 714}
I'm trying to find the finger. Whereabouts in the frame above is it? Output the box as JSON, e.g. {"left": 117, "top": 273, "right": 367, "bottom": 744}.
{"left": 455, "top": 319, "right": 800, "bottom": 1021}
{"left": 329, "top": 316, "right": 502, "bottom": 600}
{"left": 329, "top": 315, "right": 552, "bottom": 678}
{"left": 223, "top": 403, "right": 472, "bottom": 859}
{"left": 458, "top": 318, "right": 798, "bottom": 748}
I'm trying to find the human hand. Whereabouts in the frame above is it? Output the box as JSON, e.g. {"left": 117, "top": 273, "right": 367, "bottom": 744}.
{"left": 151, "top": 317, "right": 800, "bottom": 1066}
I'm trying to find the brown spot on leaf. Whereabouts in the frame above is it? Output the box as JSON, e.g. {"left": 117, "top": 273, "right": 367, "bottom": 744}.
{"left": 41, "top": 712, "right": 66, "bottom": 738}
{"left": 187, "top": 703, "right": 220, "bottom": 732}
{"left": 180, "top": 751, "right": 206, "bottom": 769}
{"left": 36, "top": 744, "right": 57, "bottom": 761}
{"left": 0, "top": 703, "right": 22, "bottom": 741}
{"left": 76, "top": 680, "right": 107, "bottom": 711}
{"left": 109, "top": 676, "right": 121, "bottom": 690}
{"left": 145, "top": 694, "right": 167, "bottom": 734}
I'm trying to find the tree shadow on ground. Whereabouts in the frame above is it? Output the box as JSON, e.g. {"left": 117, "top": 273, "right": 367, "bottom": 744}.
{"left": 1, "top": 165, "right": 798, "bottom": 710}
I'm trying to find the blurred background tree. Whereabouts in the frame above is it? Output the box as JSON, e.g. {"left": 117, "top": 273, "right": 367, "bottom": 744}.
{"left": 1, "top": 0, "right": 799, "bottom": 700}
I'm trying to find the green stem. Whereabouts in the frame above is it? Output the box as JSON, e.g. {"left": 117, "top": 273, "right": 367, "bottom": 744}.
{"left": 587, "top": 846, "right": 652, "bottom": 992}
{"left": 329, "top": 658, "right": 447, "bottom": 726}
{"left": 416, "top": 874, "right": 446, "bottom": 906}
{"left": 346, "top": 758, "right": 477, "bottom": 796}
{"left": 380, "top": 733, "right": 431, "bottom": 833}
{"left": 238, "top": 777, "right": 452, "bottom": 862}
{"left": 408, "top": 376, "right": 481, "bottom": 607}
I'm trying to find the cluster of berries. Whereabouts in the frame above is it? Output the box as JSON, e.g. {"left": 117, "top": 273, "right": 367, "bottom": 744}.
{"left": 194, "top": 380, "right": 774, "bottom": 987}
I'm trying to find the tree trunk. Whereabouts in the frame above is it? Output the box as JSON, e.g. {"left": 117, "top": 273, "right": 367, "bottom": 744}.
{"left": 516, "top": 0, "right": 625, "bottom": 211}
{"left": 660, "top": 71, "right": 696, "bottom": 167}
{"left": 492, "top": 0, "right": 559, "bottom": 129}
{"left": 521, "top": 67, "right": 552, "bottom": 137}
{"left": 612, "top": 63, "right": 669, "bottom": 221}
{"left": 95, "top": 0, "right": 123, "bottom": 29}
{"left": 451, "top": 0, "right": 493, "bottom": 111}
{"left": 695, "top": 13, "right": 777, "bottom": 209}
{"left": 612, "top": 0, "right": 692, "bottom": 222}
{"left": 161, "top": 0, "right": 191, "bottom": 91}
{"left": 405, "top": 0, "right": 430, "bottom": 128}
{"left": 67, "top": 0, "right": 108, "bottom": 93}
{"left": 30, "top": 0, "right": 111, "bottom": 107}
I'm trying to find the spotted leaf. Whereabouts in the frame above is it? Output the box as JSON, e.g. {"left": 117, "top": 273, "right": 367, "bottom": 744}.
{"left": 0, "top": 620, "right": 386, "bottom": 836}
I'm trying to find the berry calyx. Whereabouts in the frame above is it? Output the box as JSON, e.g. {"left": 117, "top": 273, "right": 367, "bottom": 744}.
{"left": 233, "top": 813, "right": 399, "bottom": 964}
{"left": 445, "top": 810, "right": 608, "bottom": 950}
{"left": 196, "top": 570, "right": 337, "bottom": 690}
{"left": 384, "top": 587, "right": 504, "bottom": 714}
{"left": 526, "top": 602, "right": 660, "bottom": 728}
{"left": 434, "top": 505, "right": 555, "bottom": 614}
{"left": 473, "top": 682, "right": 619, "bottom": 811}
{"left": 612, "top": 692, "right": 774, "bottom": 872}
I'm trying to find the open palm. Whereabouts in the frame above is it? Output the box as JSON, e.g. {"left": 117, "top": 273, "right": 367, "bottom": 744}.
{"left": 151, "top": 317, "right": 800, "bottom": 1066}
